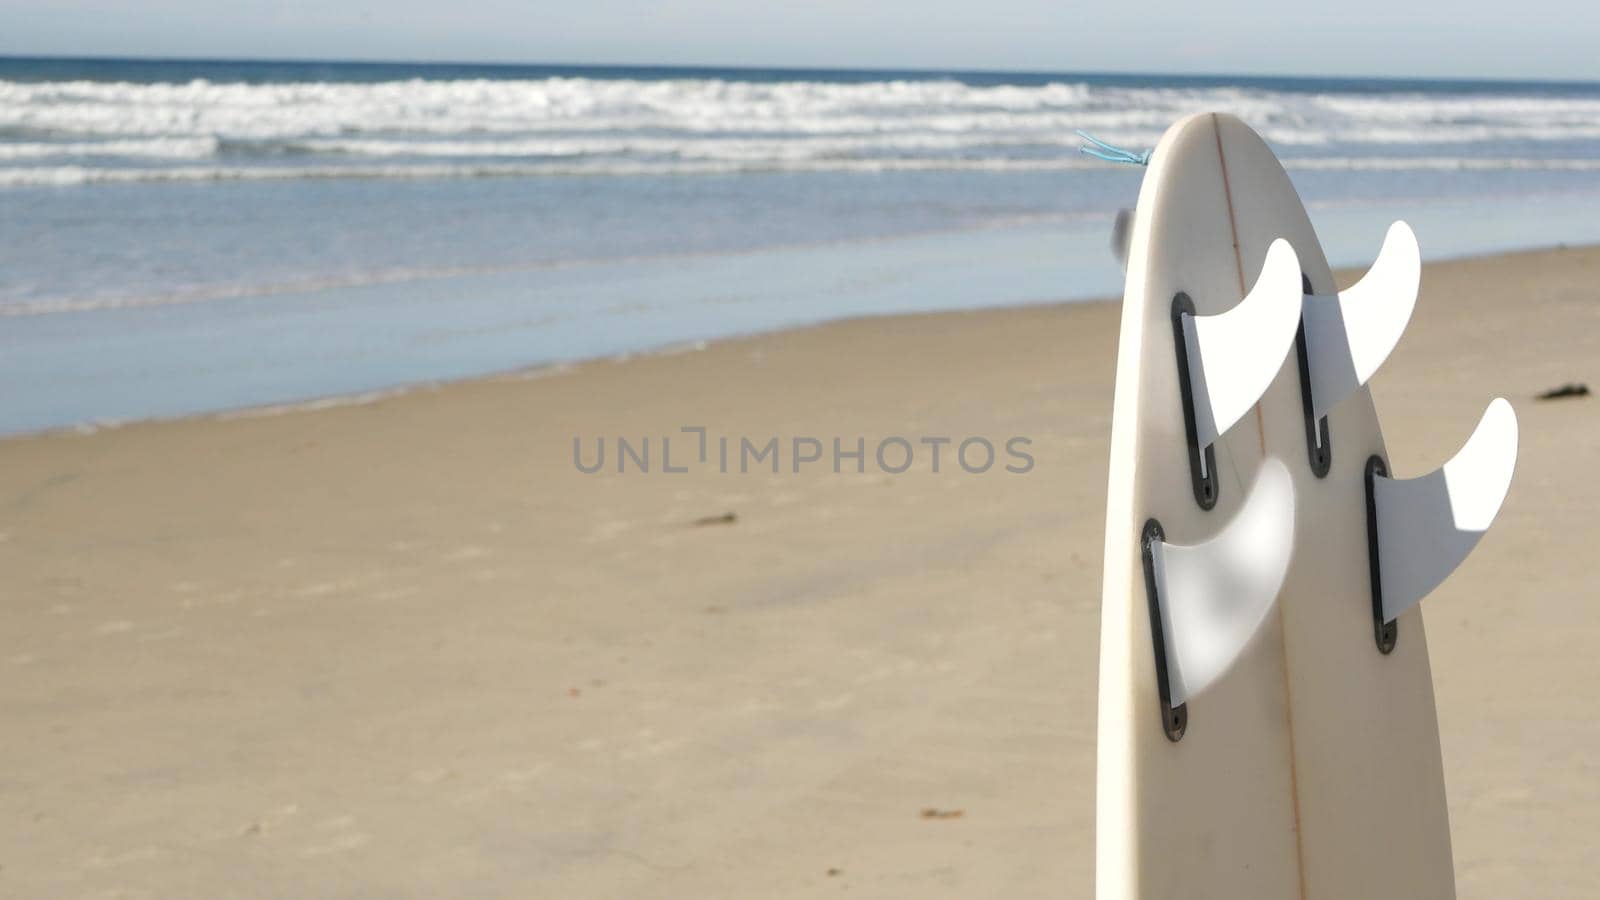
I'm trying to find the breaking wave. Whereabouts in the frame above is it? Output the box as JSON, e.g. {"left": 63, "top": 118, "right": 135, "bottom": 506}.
{"left": 5, "top": 155, "right": 1600, "bottom": 188}
{"left": 5, "top": 74, "right": 1600, "bottom": 185}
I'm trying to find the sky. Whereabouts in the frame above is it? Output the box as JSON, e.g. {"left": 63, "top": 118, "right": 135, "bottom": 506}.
{"left": 2, "top": 0, "right": 1599, "bottom": 80}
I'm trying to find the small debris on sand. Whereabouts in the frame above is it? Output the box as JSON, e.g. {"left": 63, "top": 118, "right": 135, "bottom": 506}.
{"left": 1537, "top": 383, "right": 1589, "bottom": 400}
{"left": 920, "top": 808, "right": 964, "bottom": 820}
{"left": 826, "top": 868, "right": 842, "bottom": 877}
{"left": 692, "top": 511, "right": 738, "bottom": 527}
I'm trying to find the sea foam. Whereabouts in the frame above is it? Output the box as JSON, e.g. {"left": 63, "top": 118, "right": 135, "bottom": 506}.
{"left": 5, "top": 76, "right": 1600, "bottom": 185}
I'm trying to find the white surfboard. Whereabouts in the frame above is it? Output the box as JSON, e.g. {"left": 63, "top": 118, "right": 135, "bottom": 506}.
{"left": 1096, "top": 113, "right": 1516, "bottom": 899}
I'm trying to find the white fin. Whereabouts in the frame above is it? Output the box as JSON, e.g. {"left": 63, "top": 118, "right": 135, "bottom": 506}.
{"left": 1301, "top": 221, "right": 1421, "bottom": 420}
{"left": 1152, "top": 460, "right": 1295, "bottom": 706}
{"left": 1182, "top": 239, "right": 1304, "bottom": 447}
{"left": 1372, "top": 398, "right": 1518, "bottom": 622}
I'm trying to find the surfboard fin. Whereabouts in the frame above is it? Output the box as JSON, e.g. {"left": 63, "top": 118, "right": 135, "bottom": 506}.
{"left": 1172, "top": 239, "right": 1303, "bottom": 509}
{"left": 1142, "top": 460, "right": 1296, "bottom": 739}
{"left": 1300, "top": 221, "right": 1421, "bottom": 421}
{"left": 1364, "top": 398, "right": 1518, "bottom": 651}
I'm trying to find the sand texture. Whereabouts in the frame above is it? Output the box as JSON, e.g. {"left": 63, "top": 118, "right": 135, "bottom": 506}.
{"left": 1, "top": 246, "right": 1596, "bottom": 898}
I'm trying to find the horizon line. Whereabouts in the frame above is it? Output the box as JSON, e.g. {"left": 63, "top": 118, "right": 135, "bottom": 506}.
{"left": 4, "top": 52, "right": 1600, "bottom": 89}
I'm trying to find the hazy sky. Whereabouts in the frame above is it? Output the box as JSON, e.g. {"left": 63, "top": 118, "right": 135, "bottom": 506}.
{"left": 3, "top": 0, "right": 1598, "bottom": 80}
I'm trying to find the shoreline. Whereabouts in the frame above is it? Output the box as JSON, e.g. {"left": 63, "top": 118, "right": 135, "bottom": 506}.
{"left": 2, "top": 238, "right": 1592, "bottom": 444}
{"left": 11, "top": 185, "right": 1600, "bottom": 436}
{"left": 0, "top": 296, "right": 1096, "bottom": 443}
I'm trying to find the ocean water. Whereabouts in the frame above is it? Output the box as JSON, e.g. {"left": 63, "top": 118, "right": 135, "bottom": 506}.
{"left": 4, "top": 57, "right": 1600, "bottom": 433}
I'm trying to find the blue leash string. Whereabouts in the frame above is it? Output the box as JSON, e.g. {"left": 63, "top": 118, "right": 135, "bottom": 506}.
{"left": 1076, "top": 130, "right": 1151, "bottom": 166}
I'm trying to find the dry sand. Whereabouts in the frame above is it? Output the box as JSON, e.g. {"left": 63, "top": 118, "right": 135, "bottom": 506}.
{"left": 1, "top": 246, "right": 1596, "bottom": 898}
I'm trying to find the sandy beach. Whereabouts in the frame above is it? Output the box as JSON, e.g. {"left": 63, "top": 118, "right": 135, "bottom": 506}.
{"left": 1, "top": 245, "right": 1595, "bottom": 898}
